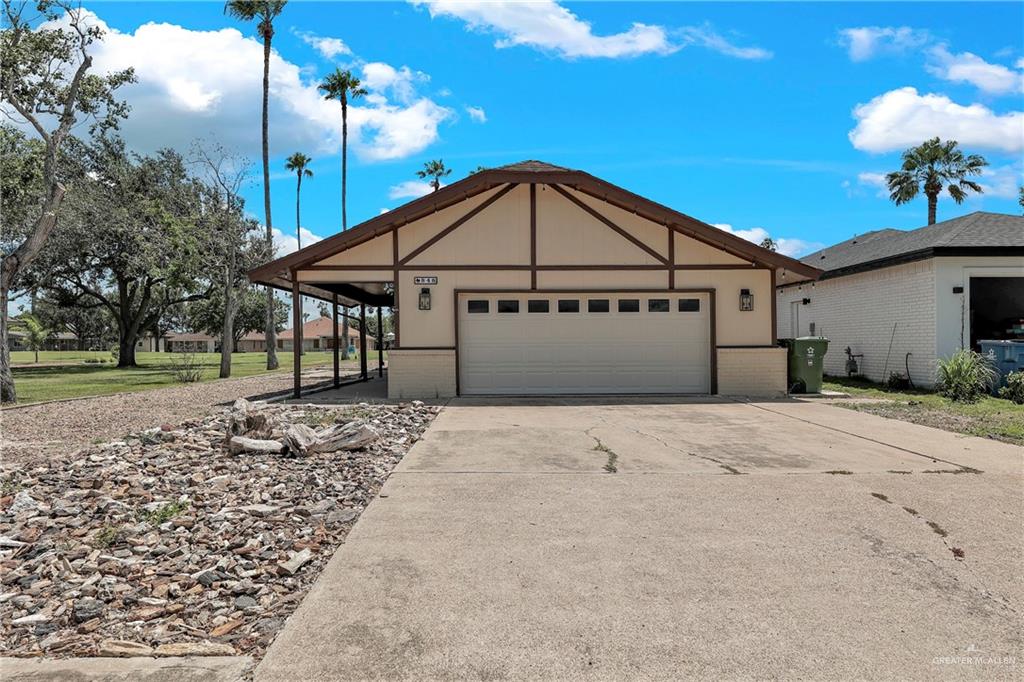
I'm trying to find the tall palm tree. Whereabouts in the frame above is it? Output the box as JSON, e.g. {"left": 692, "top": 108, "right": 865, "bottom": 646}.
{"left": 885, "top": 137, "right": 988, "bottom": 225}
{"left": 284, "top": 152, "right": 313, "bottom": 248}
{"left": 417, "top": 159, "right": 452, "bottom": 191}
{"left": 318, "top": 69, "right": 367, "bottom": 231}
{"left": 318, "top": 69, "right": 366, "bottom": 360}
{"left": 285, "top": 152, "right": 312, "bottom": 336}
{"left": 224, "top": 0, "right": 286, "bottom": 370}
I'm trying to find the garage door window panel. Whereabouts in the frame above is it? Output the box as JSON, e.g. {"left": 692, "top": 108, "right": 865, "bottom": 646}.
{"left": 679, "top": 298, "right": 700, "bottom": 312}
{"left": 618, "top": 299, "right": 640, "bottom": 313}
{"left": 648, "top": 299, "right": 670, "bottom": 312}
{"left": 588, "top": 299, "right": 610, "bottom": 313}
{"left": 558, "top": 300, "right": 580, "bottom": 313}
{"left": 497, "top": 300, "right": 520, "bottom": 313}
{"left": 467, "top": 300, "right": 489, "bottom": 314}
{"left": 528, "top": 300, "right": 550, "bottom": 313}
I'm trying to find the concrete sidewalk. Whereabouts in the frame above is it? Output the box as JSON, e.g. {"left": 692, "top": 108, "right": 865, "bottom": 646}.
{"left": 256, "top": 398, "right": 1023, "bottom": 680}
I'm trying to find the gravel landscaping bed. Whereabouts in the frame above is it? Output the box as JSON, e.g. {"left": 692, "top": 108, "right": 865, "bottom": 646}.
{"left": 0, "top": 368, "right": 348, "bottom": 466}
{"left": 0, "top": 398, "right": 438, "bottom": 661}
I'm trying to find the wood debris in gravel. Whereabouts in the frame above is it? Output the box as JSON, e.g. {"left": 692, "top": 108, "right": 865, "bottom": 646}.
{"left": 0, "top": 398, "right": 439, "bottom": 660}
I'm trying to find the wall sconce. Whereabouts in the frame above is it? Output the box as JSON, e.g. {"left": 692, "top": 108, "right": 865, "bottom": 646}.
{"left": 739, "top": 288, "right": 754, "bottom": 311}
{"left": 418, "top": 287, "right": 431, "bottom": 311}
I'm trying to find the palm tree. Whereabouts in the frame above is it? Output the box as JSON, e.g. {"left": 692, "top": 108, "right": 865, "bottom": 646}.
{"left": 885, "top": 137, "right": 988, "bottom": 225}
{"left": 224, "top": 0, "right": 286, "bottom": 370}
{"left": 284, "top": 152, "right": 313, "bottom": 248}
{"left": 318, "top": 69, "right": 367, "bottom": 231}
{"left": 318, "top": 69, "right": 366, "bottom": 361}
{"left": 417, "top": 159, "right": 452, "bottom": 191}
{"left": 20, "top": 315, "right": 49, "bottom": 365}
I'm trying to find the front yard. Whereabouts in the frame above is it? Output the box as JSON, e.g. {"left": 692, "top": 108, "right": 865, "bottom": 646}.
{"left": 7, "top": 351, "right": 385, "bottom": 405}
{"left": 823, "top": 376, "right": 1024, "bottom": 446}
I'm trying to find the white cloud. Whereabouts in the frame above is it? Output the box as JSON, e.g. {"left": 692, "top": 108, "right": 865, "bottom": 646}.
{"left": 412, "top": 0, "right": 769, "bottom": 60}
{"left": 272, "top": 226, "right": 323, "bottom": 257}
{"left": 712, "top": 223, "right": 823, "bottom": 258}
{"left": 676, "top": 25, "right": 772, "bottom": 61}
{"left": 388, "top": 179, "right": 440, "bottom": 200}
{"left": 36, "top": 10, "right": 452, "bottom": 162}
{"left": 838, "top": 26, "right": 931, "bottom": 62}
{"left": 293, "top": 29, "right": 352, "bottom": 59}
{"left": 849, "top": 87, "right": 1024, "bottom": 154}
{"left": 361, "top": 62, "right": 427, "bottom": 103}
{"left": 465, "top": 105, "right": 487, "bottom": 123}
{"left": 925, "top": 45, "right": 1024, "bottom": 95}
{"left": 856, "top": 172, "right": 889, "bottom": 198}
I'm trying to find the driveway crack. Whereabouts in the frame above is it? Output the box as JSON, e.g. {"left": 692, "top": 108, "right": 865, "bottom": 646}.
{"left": 626, "top": 425, "right": 744, "bottom": 475}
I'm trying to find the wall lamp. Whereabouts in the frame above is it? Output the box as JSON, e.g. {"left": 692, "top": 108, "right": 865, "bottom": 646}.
{"left": 739, "top": 288, "right": 754, "bottom": 311}
{"left": 418, "top": 287, "right": 431, "bottom": 311}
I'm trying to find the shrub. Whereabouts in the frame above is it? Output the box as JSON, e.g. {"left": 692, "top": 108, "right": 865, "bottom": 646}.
{"left": 167, "top": 352, "right": 202, "bottom": 383}
{"left": 935, "top": 349, "right": 998, "bottom": 403}
{"left": 998, "top": 370, "right": 1024, "bottom": 404}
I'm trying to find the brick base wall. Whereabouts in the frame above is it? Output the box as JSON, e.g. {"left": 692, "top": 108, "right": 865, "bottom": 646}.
{"left": 387, "top": 350, "right": 457, "bottom": 400}
{"left": 717, "top": 347, "right": 787, "bottom": 397}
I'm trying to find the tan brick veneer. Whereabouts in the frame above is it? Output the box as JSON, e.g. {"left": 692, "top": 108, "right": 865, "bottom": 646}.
{"left": 387, "top": 350, "right": 457, "bottom": 400}
{"left": 716, "top": 347, "right": 787, "bottom": 397}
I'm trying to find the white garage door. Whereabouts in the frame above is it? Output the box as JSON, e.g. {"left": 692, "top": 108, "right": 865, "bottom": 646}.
{"left": 458, "top": 292, "right": 711, "bottom": 395}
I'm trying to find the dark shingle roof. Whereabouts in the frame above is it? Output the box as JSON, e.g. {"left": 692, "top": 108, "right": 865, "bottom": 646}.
{"left": 803, "top": 211, "right": 1024, "bottom": 276}
{"left": 492, "top": 160, "right": 574, "bottom": 173}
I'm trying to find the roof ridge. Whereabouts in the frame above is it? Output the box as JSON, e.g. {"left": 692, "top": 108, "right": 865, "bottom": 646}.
{"left": 933, "top": 211, "right": 983, "bottom": 248}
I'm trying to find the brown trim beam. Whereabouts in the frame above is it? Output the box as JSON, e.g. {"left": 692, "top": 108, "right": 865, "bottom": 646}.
{"left": 332, "top": 294, "right": 340, "bottom": 388}
{"left": 668, "top": 228, "right": 675, "bottom": 289}
{"left": 376, "top": 306, "right": 384, "bottom": 378}
{"left": 550, "top": 184, "right": 668, "bottom": 265}
{"left": 359, "top": 304, "right": 368, "bottom": 380}
{"left": 399, "top": 183, "right": 516, "bottom": 266}
{"left": 530, "top": 183, "right": 537, "bottom": 290}
{"left": 770, "top": 269, "right": 778, "bottom": 345}
{"left": 392, "top": 230, "right": 400, "bottom": 349}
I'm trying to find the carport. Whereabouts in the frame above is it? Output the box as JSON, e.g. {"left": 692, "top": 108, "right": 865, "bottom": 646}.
{"left": 257, "top": 275, "right": 392, "bottom": 397}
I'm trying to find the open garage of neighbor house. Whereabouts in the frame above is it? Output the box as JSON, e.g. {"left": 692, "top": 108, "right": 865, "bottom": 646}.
{"left": 249, "top": 161, "right": 822, "bottom": 399}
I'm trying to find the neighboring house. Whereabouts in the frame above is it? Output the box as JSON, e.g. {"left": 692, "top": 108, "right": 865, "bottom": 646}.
{"left": 7, "top": 326, "right": 79, "bottom": 352}
{"left": 776, "top": 211, "right": 1024, "bottom": 387}
{"left": 277, "top": 317, "right": 376, "bottom": 353}
{"left": 236, "top": 331, "right": 266, "bottom": 353}
{"left": 165, "top": 332, "right": 218, "bottom": 353}
{"left": 249, "top": 161, "right": 821, "bottom": 399}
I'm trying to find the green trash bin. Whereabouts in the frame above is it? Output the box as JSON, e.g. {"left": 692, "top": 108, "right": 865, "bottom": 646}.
{"left": 780, "top": 337, "right": 830, "bottom": 393}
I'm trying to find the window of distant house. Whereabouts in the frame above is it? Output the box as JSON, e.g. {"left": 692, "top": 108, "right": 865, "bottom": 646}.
{"left": 618, "top": 299, "right": 640, "bottom": 313}
{"left": 648, "top": 299, "right": 670, "bottom": 312}
{"left": 558, "top": 299, "right": 580, "bottom": 313}
{"left": 498, "top": 300, "right": 520, "bottom": 313}
{"left": 678, "top": 299, "right": 700, "bottom": 312}
{"left": 588, "top": 299, "right": 610, "bottom": 313}
{"left": 467, "top": 300, "right": 489, "bottom": 313}
{"left": 528, "top": 300, "right": 550, "bottom": 313}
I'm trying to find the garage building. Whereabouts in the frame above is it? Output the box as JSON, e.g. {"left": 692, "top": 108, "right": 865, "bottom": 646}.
{"left": 249, "top": 161, "right": 822, "bottom": 399}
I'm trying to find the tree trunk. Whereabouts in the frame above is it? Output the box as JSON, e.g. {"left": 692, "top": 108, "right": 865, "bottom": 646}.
{"left": 118, "top": 335, "right": 138, "bottom": 367}
{"left": 262, "top": 32, "right": 279, "bottom": 371}
{"left": 341, "top": 305, "right": 350, "bottom": 361}
{"left": 927, "top": 192, "right": 938, "bottom": 225}
{"left": 220, "top": 308, "right": 233, "bottom": 379}
{"left": 341, "top": 99, "right": 348, "bottom": 231}
{"left": 0, "top": 286, "right": 12, "bottom": 403}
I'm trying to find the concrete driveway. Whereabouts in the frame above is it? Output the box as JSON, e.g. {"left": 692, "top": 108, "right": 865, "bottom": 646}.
{"left": 257, "top": 397, "right": 1023, "bottom": 680}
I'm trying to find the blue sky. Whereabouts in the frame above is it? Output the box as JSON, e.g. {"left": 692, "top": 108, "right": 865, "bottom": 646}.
{"left": 66, "top": 2, "right": 1024, "bottom": 257}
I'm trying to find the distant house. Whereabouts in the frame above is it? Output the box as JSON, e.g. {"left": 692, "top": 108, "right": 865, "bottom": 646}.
{"left": 7, "top": 325, "right": 79, "bottom": 352}
{"left": 776, "top": 212, "right": 1023, "bottom": 387}
{"left": 164, "top": 332, "right": 218, "bottom": 353}
{"left": 277, "top": 316, "right": 377, "bottom": 353}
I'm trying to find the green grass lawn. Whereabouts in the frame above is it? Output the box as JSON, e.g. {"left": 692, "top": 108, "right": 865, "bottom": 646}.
{"left": 824, "top": 376, "right": 1024, "bottom": 447}
{"left": 6, "top": 350, "right": 386, "bottom": 405}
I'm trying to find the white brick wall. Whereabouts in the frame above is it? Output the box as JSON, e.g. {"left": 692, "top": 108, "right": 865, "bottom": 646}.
{"left": 776, "top": 260, "right": 937, "bottom": 386}
{"left": 387, "top": 350, "right": 457, "bottom": 400}
{"left": 716, "top": 347, "right": 787, "bottom": 397}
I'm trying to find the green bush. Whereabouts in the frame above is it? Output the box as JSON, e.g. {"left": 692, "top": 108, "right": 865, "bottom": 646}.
{"left": 999, "top": 370, "right": 1024, "bottom": 404}
{"left": 935, "top": 349, "right": 998, "bottom": 403}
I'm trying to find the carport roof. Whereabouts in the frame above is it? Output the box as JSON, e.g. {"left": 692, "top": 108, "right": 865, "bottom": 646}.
{"left": 248, "top": 160, "right": 823, "bottom": 288}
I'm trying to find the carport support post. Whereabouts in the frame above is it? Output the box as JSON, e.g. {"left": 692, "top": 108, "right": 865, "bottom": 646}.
{"left": 376, "top": 306, "right": 383, "bottom": 377}
{"left": 332, "top": 294, "right": 340, "bottom": 388}
{"left": 359, "top": 304, "right": 368, "bottom": 380}
{"left": 292, "top": 276, "right": 302, "bottom": 399}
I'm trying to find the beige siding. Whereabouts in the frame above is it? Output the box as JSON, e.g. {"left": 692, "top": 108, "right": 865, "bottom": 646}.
{"left": 571, "top": 189, "right": 669, "bottom": 258}
{"left": 397, "top": 187, "right": 506, "bottom": 260}
{"left": 535, "top": 270, "right": 668, "bottom": 290}
{"left": 315, "top": 235, "right": 393, "bottom": 266}
{"left": 387, "top": 350, "right": 456, "bottom": 399}
{"left": 675, "top": 269, "right": 774, "bottom": 346}
{"left": 399, "top": 270, "right": 532, "bottom": 347}
{"left": 717, "top": 347, "right": 787, "bottom": 396}
{"left": 675, "top": 234, "right": 751, "bottom": 265}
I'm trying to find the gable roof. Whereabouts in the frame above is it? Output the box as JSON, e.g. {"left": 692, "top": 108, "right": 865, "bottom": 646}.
{"left": 799, "top": 211, "right": 1024, "bottom": 280}
{"left": 249, "top": 160, "right": 822, "bottom": 285}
